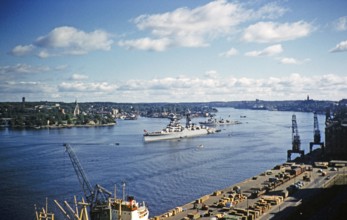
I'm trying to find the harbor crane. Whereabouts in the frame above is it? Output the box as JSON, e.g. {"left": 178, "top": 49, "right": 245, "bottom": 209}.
{"left": 287, "top": 114, "right": 305, "bottom": 161}
{"left": 309, "top": 112, "right": 325, "bottom": 154}
{"left": 61, "top": 144, "right": 149, "bottom": 220}
{"left": 62, "top": 143, "right": 115, "bottom": 220}
{"left": 63, "top": 143, "right": 112, "bottom": 208}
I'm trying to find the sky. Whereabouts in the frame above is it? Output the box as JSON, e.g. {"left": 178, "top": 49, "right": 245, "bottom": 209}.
{"left": 1, "top": 0, "right": 347, "bottom": 103}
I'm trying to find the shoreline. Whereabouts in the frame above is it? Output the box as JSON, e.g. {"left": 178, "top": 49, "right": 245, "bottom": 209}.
{"left": 1, "top": 123, "right": 116, "bottom": 130}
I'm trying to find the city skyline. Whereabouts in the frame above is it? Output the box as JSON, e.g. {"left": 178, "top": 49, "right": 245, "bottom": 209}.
{"left": 1, "top": 0, "right": 347, "bottom": 102}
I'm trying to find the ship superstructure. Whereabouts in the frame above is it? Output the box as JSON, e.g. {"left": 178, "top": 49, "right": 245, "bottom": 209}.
{"left": 199, "top": 116, "right": 241, "bottom": 126}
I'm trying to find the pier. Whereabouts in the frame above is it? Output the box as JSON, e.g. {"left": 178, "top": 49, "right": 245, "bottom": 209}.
{"left": 152, "top": 150, "right": 347, "bottom": 220}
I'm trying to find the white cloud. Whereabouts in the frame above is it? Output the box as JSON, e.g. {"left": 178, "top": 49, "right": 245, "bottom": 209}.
{"left": 9, "top": 44, "right": 35, "bottom": 56}
{"left": 1, "top": 73, "right": 346, "bottom": 102}
{"left": 10, "top": 26, "right": 113, "bottom": 58}
{"left": 118, "top": 38, "right": 172, "bottom": 51}
{"left": 120, "top": 74, "right": 347, "bottom": 101}
{"left": 251, "top": 2, "right": 287, "bottom": 19}
{"left": 70, "top": 74, "right": 89, "bottom": 81}
{"left": 111, "top": 73, "right": 346, "bottom": 101}
{"left": 279, "top": 57, "right": 297, "bottom": 64}
{"left": 242, "top": 21, "right": 313, "bottom": 43}
{"left": 37, "top": 49, "right": 56, "bottom": 58}
{"left": 330, "top": 40, "right": 347, "bottom": 52}
{"left": 333, "top": 16, "right": 347, "bottom": 31}
{"left": 119, "top": 0, "right": 288, "bottom": 51}
{"left": 132, "top": 0, "right": 242, "bottom": 47}
{"left": 219, "top": 48, "right": 238, "bottom": 57}
{"left": 204, "top": 70, "right": 219, "bottom": 79}
{"left": 58, "top": 82, "right": 116, "bottom": 92}
{"left": 278, "top": 57, "right": 311, "bottom": 64}
{"left": 0, "top": 63, "right": 50, "bottom": 74}
{"left": 35, "top": 26, "right": 112, "bottom": 51}
{"left": 0, "top": 81, "right": 56, "bottom": 95}
{"left": 245, "top": 44, "right": 283, "bottom": 57}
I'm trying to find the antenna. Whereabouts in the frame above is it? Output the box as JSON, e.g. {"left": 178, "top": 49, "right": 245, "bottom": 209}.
{"left": 122, "top": 181, "right": 126, "bottom": 201}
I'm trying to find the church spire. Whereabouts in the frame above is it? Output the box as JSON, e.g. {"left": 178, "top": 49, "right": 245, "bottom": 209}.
{"left": 73, "top": 99, "right": 80, "bottom": 116}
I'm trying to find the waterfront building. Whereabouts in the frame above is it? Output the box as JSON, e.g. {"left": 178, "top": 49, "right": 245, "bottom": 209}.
{"left": 325, "top": 99, "right": 347, "bottom": 159}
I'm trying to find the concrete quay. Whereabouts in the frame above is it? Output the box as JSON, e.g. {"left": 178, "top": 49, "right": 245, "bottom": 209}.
{"left": 152, "top": 159, "right": 346, "bottom": 220}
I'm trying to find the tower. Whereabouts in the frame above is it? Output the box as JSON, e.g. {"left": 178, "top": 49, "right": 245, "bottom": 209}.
{"left": 73, "top": 100, "right": 80, "bottom": 116}
{"left": 22, "top": 97, "right": 25, "bottom": 108}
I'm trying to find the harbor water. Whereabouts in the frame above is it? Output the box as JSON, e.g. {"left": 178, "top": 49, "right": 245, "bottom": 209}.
{"left": 0, "top": 108, "right": 325, "bottom": 219}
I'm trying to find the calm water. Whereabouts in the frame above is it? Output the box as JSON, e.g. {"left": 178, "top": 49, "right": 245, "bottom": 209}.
{"left": 0, "top": 108, "right": 325, "bottom": 219}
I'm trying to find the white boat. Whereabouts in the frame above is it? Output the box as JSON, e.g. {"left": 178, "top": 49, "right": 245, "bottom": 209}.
{"left": 199, "top": 117, "right": 241, "bottom": 126}
{"left": 144, "top": 114, "right": 215, "bottom": 142}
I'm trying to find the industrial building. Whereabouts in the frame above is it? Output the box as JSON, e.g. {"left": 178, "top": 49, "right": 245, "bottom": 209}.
{"left": 325, "top": 99, "right": 347, "bottom": 159}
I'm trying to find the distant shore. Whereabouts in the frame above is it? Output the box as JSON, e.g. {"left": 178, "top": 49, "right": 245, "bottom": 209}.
{"left": 2, "top": 123, "right": 116, "bottom": 129}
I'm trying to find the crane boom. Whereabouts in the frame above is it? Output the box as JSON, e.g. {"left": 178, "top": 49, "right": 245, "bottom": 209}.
{"left": 62, "top": 144, "right": 149, "bottom": 220}
{"left": 64, "top": 144, "right": 94, "bottom": 204}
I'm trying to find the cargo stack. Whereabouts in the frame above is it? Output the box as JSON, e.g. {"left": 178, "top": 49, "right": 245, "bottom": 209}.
{"left": 161, "top": 206, "right": 183, "bottom": 218}
{"left": 261, "top": 195, "right": 283, "bottom": 206}
{"left": 195, "top": 195, "right": 209, "bottom": 204}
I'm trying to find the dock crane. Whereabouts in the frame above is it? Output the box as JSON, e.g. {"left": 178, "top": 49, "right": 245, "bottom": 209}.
{"left": 63, "top": 144, "right": 112, "bottom": 208}
{"left": 62, "top": 143, "right": 115, "bottom": 220}
{"left": 61, "top": 144, "right": 149, "bottom": 220}
{"left": 309, "top": 112, "right": 325, "bottom": 154}
{"left": 287, "top": 114, "right": 305, "bottom": 161}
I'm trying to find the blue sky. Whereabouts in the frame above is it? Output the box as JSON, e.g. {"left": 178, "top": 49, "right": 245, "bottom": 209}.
{"left": 1, "top": 0, "right": 346, "bottom": 102}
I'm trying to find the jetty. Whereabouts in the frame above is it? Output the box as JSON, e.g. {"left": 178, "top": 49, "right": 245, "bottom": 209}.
{"left": 152, "top": 152, "right": 347, "bottom": 220}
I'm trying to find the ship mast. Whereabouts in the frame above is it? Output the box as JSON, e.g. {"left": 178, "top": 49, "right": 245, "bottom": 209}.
{"left": 186, "top": 109, "right": 192, "bottom": 127}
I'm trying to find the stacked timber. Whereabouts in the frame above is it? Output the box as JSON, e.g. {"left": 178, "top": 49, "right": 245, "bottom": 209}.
{"left": 231, "top": 208, "right": 252, "bottom": 219}
{"left": 248, "top": 210, "right": 260, "bottom": 219}
{"left": 161, "top": 206, "right": 183, "bottom": 218}
{"left": 261, "top": 195, "right": 283, "bottom": 205}
{"left": 170, "top": 207, "right": 183, "bottom": 216}
{"left": 217, "top": 193, "right": 247, "bottom": 208}
{"left": 249, "top": 198, "right": 271, "bottom": 215}
{"left": 187, "top": 212, "right": 200, "bottom": 220}
{"left": 195, "top": 195, "right": 209, "bottom": 204}
{"left": 226, "top": 208, "right": 255, "bottom": 220}
{"left": 213, "top": 190, "right": 222, "bottom": 196}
